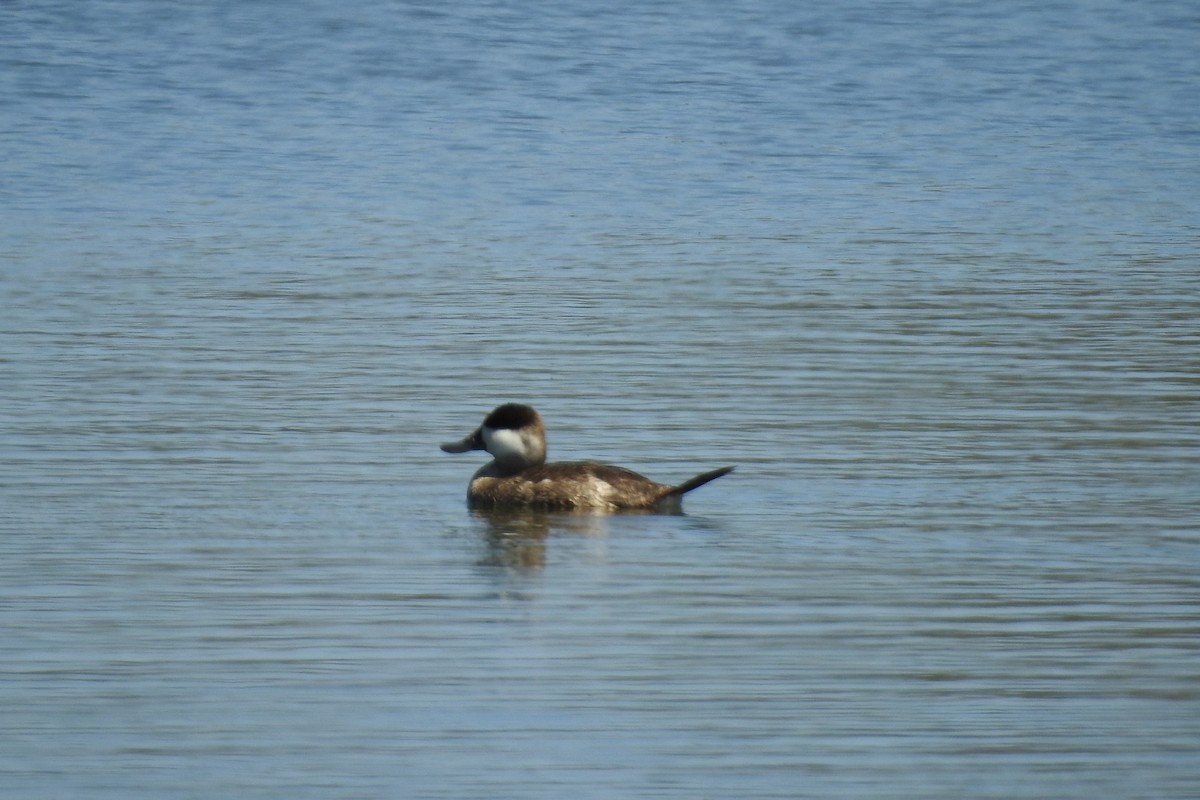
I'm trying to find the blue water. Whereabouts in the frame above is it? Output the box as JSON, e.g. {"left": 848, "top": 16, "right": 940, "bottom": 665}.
{"left": 3, "top": 1, "right": 1198, "bottom": 798}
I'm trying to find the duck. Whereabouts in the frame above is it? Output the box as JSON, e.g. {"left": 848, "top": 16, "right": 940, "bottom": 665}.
{"left": 441, "top": 403, "right": 733, "bottom": 511}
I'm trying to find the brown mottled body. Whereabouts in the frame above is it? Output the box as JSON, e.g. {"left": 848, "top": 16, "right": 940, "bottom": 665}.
{"left": 468, "top": 462, "right": 674, "bottom": 511}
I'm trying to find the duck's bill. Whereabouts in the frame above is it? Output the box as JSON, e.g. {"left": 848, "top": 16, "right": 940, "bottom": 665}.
{"left": 440, "top": 428, "right": 484, "bottom": 453}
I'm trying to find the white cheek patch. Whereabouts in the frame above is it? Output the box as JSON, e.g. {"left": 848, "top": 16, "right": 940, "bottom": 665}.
{"left": 482, "top": 427, "right": 528, "bottom": 460}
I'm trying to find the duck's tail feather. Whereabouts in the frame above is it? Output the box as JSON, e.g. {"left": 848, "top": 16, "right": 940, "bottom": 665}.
{"left": 660, "top": 466, "right": 735, "bottom": 498}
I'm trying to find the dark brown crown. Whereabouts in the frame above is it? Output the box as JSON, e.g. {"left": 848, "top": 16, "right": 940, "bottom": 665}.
{"left": 482, "top": 403, "right": 540, "bottom": 431}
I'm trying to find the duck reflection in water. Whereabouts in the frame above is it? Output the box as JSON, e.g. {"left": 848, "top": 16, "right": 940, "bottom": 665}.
{"left": 472, "top": 506, "right": 643, "bottom": 571}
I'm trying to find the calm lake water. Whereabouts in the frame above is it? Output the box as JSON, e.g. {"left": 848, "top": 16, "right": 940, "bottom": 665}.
{"left": 2, "top": 0, "right": 1198, "bottom": 797}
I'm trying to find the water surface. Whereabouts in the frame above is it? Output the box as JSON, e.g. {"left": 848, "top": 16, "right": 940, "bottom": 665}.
{"left": 2, "top": 0, "right": 1198, "bottom": 797}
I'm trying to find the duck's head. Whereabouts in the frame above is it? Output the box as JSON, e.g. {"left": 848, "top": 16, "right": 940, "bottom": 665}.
{"left": 441, "top": 403, "right": 547, "bottom": 472}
